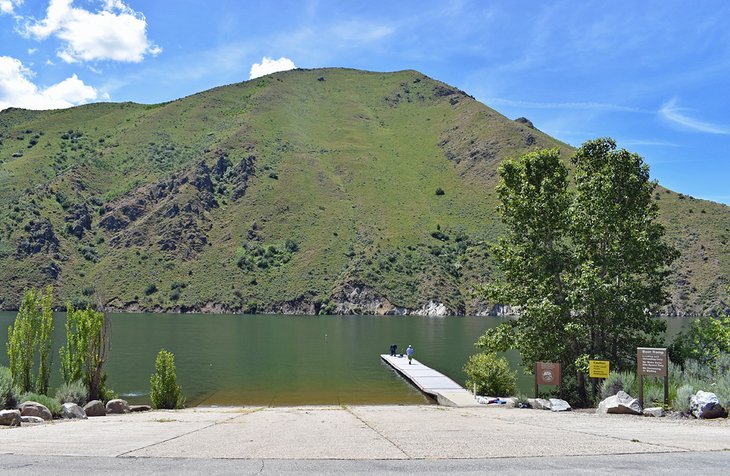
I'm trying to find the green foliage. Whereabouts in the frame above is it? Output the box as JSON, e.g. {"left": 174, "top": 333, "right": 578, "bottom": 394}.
{"left": 54, "top": 380, "right": 88, "bottom": 406}
{"left": 59, "top": 304, "right": 111, "bottom": 401}
{"left": 20, "top": 392, "right": 61, "bottom": 417}
{"left": 435, "top": 187, "right": 445, "bottom": 195}
{"left": 669, "top": 315, "right": 730, "bottom": 369}
{"left": 463, "top": 352, "right": 517, "bottom": 397}
{"left": 479, "top": 141, "right": 678, "bottom": 406}
{"left": 0, "top": 366, "right": 20, "bottom": 409}
{"left": 674, "top": 384, "right": 694, "bottom": 413}
{"left": 150, "top": 349, "right": 185, "bottom": 409}
{"left": 6, "top": 286, "right": 54, "bottom": 394}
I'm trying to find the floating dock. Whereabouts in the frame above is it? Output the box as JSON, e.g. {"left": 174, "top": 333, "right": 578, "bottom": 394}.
{"left": 380, "top": 354, "right": 478, "bottom": 407}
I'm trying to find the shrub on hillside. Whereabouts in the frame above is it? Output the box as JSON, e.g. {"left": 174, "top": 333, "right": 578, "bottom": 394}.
{"left": 150, "top": 349, "right": 185, "bottom": 409}
{"left": 55, "top": 380, "right": 88, "bottom": 406}
{"left": 464, "top": 352, "right": 517, "bottom": 397}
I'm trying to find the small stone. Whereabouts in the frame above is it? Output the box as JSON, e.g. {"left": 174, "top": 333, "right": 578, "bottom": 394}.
{"left": 596, "top": 391, "right": 641, "bottom": 415}
{"left": 0, "top": 409, "right": 21, "bottom": 427}
{"left": 643, "top": 407, "right": 666, "bottom": 417}
{"left": 19, "top": 401, "right": 52, "bottom": 421}
{"left": 129, "top": 405, "right": 152, "bottom": 413}
{"left": 21, "top": 415, "right": 45, "bottom": 424}
{"left": 549, "top": 399, "right": 571, "bottom": 412}
{"left": 106, "top": 399, "right": 130, "bottom": 414}
{"left": 527, "top": 398, "right": 552, "bottom": 410}
{"left": 61, "top": 402, "right": 87, "bottom": 419}
{"left": 476, "top": 396, "right": 489, "bottom": 405}
{"left": 83, "top": 400, "right": 106, "bottom": 417}
{"left": 690, "top": 391, "right": 725, "bottom": 419}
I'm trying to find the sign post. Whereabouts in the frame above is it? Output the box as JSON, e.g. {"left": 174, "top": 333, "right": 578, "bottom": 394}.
{"left": 535, "top": 362, "right": 561, "bottom": 398}
{"left": 637, "top": 347, "right": 668, "bottom": 409}
{"left": 588, "top": 360, "right": 610, "bottom": 379}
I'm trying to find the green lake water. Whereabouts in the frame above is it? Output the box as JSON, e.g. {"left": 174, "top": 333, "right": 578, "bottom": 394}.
{"left": 0, "top": 312, "right": 691, "bottom": 406}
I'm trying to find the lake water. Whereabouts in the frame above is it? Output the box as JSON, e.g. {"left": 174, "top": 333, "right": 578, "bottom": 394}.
{"left": 0, "top": 312, "right": 691, "bottom": 406}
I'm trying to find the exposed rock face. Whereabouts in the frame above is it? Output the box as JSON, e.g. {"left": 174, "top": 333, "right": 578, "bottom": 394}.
{"left": 596, "top": 391, "right": 641, "bottom": 415}
{"left": 0, "top": 409, "right": 21, "bottom": 427}
{"left": 20, "top": 415, "right": 45, "bottom": 424}
{"left": 514, "top": 117, "right": 535, "bottom": 129}
{"left": 83, "top": 400, "right": 106, "bottom": 417}
{"left": 61, "top": 402, "right": 87, "bottom": 419}
{"left": 19, "top": 401, "right": 52, "bottom": 421}
{"left": 549, "top": 399, "right": 571, "bottom": 412}
{"left": 16, "top": 219, "right": 58, "bottom": 257}
{"left": 64, "top": 204, "right": 92, "bottom": 238}
{"left": 690, "top": 391, "right": 725, "bottom": 419}
{"left": 331, "top": 282, "right": 456, "bottom": 316}
{"left": 106, "top": 398, "right": 130, "bottom": 414}
{"left": 230, "top": 155, "right": 256, "bottom": 200}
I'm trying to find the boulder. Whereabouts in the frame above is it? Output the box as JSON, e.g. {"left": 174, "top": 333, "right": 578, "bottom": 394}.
{"left": 476, "top": 396, "right": 489, "bottom": 405}
{"left": 61, "top": 402, "right": 87, "bottom": 419}
{"left": 0, "top": 409, "right": 21, "bottom": 427}
{"left": 19, "top": 401, "right": 53, "bottom": 421}
{"left": 549, "top": 399, "right": 571, "bottom": 412}
{"left": 83, "top": 400, "right": 106, "bottom": 417}
{"left": 130, "top": 405, "right": 152, "bottom": 413}
{"left": 643, "top": 407, "right": 666, "bottom": 417}
{"left": 21, "top": 415, "right": 45, "bottom": 424}
{"left": 527, "top": 398, "right": 552, "bottom": 410}
{"left": 596, "top": 391, "right": 641, "bottom": 415}
{"left": 106, "top": 399, "right": 130, "bottom": 414}
{"left": 690, "top": 391, "right": 725, "bottom": 419}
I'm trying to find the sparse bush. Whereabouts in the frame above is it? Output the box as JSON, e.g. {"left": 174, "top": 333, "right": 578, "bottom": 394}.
{"left": 150, "top": 349, "right": 185, "bottom": 409}
{"left": 435, "top": 187, "right": 445, "bottom": 195}
{"left": 0, "top": 366, "right": 20, "bottom": 409}
{"left": 464, "top": 352, "right": 517, "bottom": 397}
{"left": 600, "top": 372, "right": 624, "bottom": 399}
{"left": 145, "top": 284, "right": 158, "bottom": 296}
{"left": 20, "top": 392, "right": 61, "bottom": 417}
{"left": 55, "top": 380, "right": 87, "bottom": 406}
{"left": 674, "top": 384, "right": 694, "bottom": 414}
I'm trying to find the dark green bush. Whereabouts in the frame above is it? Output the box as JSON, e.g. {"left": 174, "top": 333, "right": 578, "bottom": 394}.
{"left": 20, "top": 392, "right": 61, "bottom": 417}
{"left": 464, "top": 352, "right": 517, "bottom": 397}
{"left": 0, "top": 366, "right": 20, "bottom": 409}
{"left": 150, "top": 349, "right": 185, "bottom": 409}
{"left": 435, "top": 187, "right": 445, "bottom": 195}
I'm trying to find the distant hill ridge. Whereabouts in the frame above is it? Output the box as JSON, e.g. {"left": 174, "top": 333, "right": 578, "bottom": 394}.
{"left": 0, "top": 68, "right": 727, "bottom": 315}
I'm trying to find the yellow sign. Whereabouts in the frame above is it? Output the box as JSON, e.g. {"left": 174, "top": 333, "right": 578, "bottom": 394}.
{"left": 589, "top": 360, "right": 610, "bottom": 379}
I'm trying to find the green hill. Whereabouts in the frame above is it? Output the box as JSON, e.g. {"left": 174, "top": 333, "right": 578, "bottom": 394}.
{"left": 0, "top": 68, "right": 727, "bottom": 315}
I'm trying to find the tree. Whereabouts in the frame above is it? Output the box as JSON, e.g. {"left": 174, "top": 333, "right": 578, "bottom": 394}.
{"left": 478, "top": 139, "right": 678, "bottom": 405}
{"left": 59, "top": 304, "right": 112, "bottom": 401}
{"left": 150, "top": 349, "right": 184, "bottom": 409}
{"left": 6, "top": 287, "right": 54, "bottom": 394}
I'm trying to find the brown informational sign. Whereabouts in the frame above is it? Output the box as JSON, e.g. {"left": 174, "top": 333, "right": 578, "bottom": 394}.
{"left": 637, "top": 347, "right": 668, "bottom": 377}
{"left": 589, "top": 360, "right": 610, "bottom": 379}
{"left": 535, "top": 362, "right": 561, "bottom": 386}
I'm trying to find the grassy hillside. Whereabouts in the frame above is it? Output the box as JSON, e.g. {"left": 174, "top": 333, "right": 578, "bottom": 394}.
{"left": 0, "top": 68, "right": 727, "bottom": 315}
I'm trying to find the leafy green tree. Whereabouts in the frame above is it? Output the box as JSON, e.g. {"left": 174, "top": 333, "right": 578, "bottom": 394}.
{"left": 464, "top": 352, "right": 518, "bottom": 397}
{"left": 669, "top": 315, "right": 730, "bottom": 368}
{"left": 6, "top": 287, "right": 54, "bottom": 394}
{"left": 150, "top": 349, "right": 185, "bottom": 409}
{"left": 59, "top": 304, "right": 111, "bottom": 401}
{"left": 478, "top": 139, "right": 677, "bottom": 405}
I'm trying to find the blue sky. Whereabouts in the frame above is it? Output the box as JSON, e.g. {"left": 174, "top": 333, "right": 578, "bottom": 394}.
{"left": 1, "top": 1, "right": 729, "bottom": 204}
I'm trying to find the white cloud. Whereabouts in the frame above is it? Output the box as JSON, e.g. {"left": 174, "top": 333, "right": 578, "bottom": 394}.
{"left": 0, "top": 0, "right": 22, "bottom": 15}
{"left": 249, "top": 56, "right": 296, "bottom": 80}
{"left": 659, "top": 98, "right": 729, "bottom": 135}
{"left": 0, "top": 55, "right": 98, "bottom": 110}
{"left": 23, "top": 0, "right": 160, "bottom": 63}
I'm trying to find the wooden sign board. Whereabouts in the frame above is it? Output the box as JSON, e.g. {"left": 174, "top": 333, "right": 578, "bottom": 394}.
{"left": 637, "top": 347, "right": 667, "bottom": 377}
{"left": 535, "top": 362, "right": 561, "bottom": 386}
{"left": 589, "top": 360, "right": 610, "bottom": 379}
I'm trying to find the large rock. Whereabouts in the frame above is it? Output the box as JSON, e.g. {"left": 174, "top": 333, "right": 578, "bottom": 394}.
{"left": 643, "top": 407, "right": 666, "bottom": 417}
{"left": 61, "top": 402, "right": 87, "bottom": 419}
{"left": 83, "top": 400, "right": 106, "bottom": 417}
{"left": 0, "top": 409, "right": 21, "bottom": 427}
{"left": 690, "top": 391, "right": 725, "bottom": 419}
{"left": 596, "top": 391, "right": 641, "bottom": 415}
{"left": 20, "top": 415, "right": 45, "bottom": 424}
{"left": 106, "top": 399, "right": 130, "bottom": 414}
{"left": 549, "top": 399, "right": 571, "bottom": 412}
{"left": 19, "top": 401, "right": 53, "bottom": 421}
{"left": 527, "top": 398, "right": 552, "bottom": 410}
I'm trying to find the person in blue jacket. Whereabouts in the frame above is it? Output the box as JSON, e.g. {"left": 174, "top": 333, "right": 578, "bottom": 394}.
{"left": 406, "top": 344, "right": 414, "bottom": 364}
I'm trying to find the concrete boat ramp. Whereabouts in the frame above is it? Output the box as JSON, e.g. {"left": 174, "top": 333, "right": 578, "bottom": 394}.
{"left": 380, "top": 354, "right": 478, "bottom": 407}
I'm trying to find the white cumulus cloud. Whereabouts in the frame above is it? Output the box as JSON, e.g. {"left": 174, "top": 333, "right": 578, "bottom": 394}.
{"left": 22, "top": 0, "right": 160, "bottom": 63}
{"left": 0, "top": 56, "right": 98, "bottom": 110}
{"left": 249, "top": 56, "right": 296, "bottom": 80}
{"left": 0, "top": 0, "right": 22, "bottom": 15}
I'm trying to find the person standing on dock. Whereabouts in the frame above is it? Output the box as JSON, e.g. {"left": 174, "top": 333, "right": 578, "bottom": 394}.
{"left": 406, "top": 344, "right": 414, "bottom": 364}
{"left": 390, "top": 344, "right": 398, "bottom": 356}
